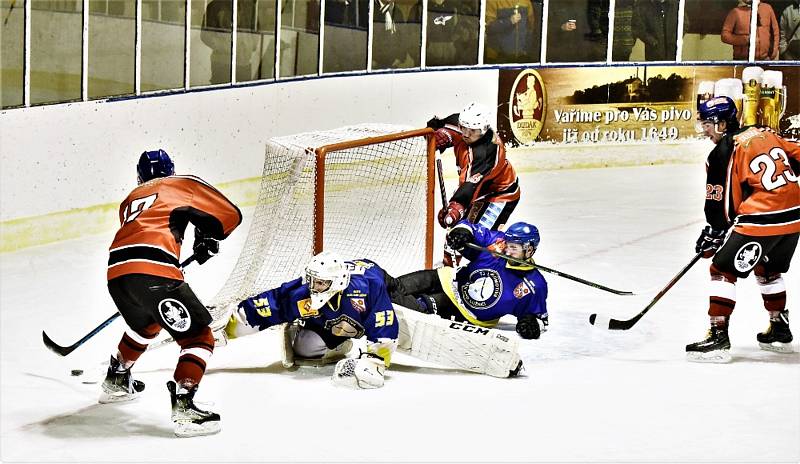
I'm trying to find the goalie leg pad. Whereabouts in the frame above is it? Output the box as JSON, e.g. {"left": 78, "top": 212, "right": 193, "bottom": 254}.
{"left": 395, "top": 306, "right": 521, "bottom": 378}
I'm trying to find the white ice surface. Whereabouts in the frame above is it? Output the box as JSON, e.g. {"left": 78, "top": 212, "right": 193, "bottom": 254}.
{"left": 1, "top": 163, "right": 798, "bottom": 462}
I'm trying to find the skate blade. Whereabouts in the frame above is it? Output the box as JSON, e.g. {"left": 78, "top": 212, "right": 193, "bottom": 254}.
{"left": 686, "top": 350, "right": 732, "bottom": 363}
{"left": 98, "top": 391, "right": 139, "bottom": 404}
{"left": 758, "top": 341, "right": 794, "bottom": 354}
{"left": 174, "top": 420, "right": 221, "bottom": 438}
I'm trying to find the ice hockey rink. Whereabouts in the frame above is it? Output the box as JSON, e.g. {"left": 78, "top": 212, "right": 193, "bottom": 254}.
{"left": 1, "top": 151, "right": 798, "bottom": 462}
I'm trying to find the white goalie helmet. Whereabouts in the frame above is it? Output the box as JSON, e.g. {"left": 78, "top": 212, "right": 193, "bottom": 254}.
{"left": 459, "top": 102, "right": 493, "bottom": 134}
{"left": 304, "top": 251, "right": 351, "bottom": 310}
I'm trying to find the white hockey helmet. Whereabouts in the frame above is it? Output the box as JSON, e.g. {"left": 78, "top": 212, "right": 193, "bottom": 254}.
{"left": 304, "top": 251, "right": 351, "bottom": 310}
{"left": 459, "top": 102, "right": 493, "bottom": 134}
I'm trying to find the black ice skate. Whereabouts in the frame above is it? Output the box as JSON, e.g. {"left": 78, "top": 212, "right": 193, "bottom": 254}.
{"left": 167, "top": 381, "right": 221, "bottom": 438}
{"left": 686, "top": 327, "right": 732, "bottom": 363}
{"left": 757, "top": 310, "right": 794, "bottom": 354}
{"left": 99, "top": 356, "right": 145, "bottom": 404}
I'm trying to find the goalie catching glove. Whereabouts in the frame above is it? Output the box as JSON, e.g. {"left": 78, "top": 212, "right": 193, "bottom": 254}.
{"left": 193, "top": 229, "right": 219, "bottom": 265}
{"left": 332, "top": 351, "right": 386, "bottom": 389}
{"left": 516, "top": 313, "right": 548, "bottom": 340}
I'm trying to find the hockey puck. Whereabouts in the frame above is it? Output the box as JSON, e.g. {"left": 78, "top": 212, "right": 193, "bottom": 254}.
{"left": 70, "top": 369, "right": 84, "bottom": 376}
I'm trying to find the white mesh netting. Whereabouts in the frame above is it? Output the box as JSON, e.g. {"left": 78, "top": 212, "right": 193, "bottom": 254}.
{"left": 208, "top": 124, "right": 432, "bottom": 321}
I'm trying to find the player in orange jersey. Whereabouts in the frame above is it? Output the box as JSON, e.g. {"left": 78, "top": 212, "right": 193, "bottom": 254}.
{"left": 427, "top": 102, "right": 520, "bottom": 265}
{"left": 102, "top": 149, "right": 242, "bottom": 438}
{"left": 428, "top": 102, "right": 520, "bottom": 231}
{"left": 686, "top": 96, "right": 800, "bottom": 363}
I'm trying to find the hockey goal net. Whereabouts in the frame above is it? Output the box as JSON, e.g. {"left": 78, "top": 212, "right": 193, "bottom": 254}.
{"left": 208, "top": 124, "right": 436, "bottom": 322}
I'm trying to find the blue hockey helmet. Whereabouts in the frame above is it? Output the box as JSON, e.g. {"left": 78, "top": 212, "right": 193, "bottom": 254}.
{"left": 137, "top": 149, "right": 174, "bottom": 184}
{"left": 697, "top": 96, "right": 738, "bottom": 126}
{"left": 505, "top": 222, "right": 540, "bottom": 250}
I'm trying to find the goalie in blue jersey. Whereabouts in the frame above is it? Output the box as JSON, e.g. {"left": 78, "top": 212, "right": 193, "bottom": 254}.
{"left": 224, "top": 252, "right": 399, "bottom": 389}
{"left": 391, "top": 220, "right": 549, "bottom": 340}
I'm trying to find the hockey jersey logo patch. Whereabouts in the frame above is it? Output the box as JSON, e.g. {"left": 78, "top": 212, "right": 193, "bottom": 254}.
{"left": 158, "top": 298, "right": 191, "bottom": 332}
{"left": 513, "top": 282, "right": 531, "bottom": 299}
{"left": 297, "top": 298, "right": 319, "bottom": 318}
{"left": 734, "top": 242, "right": 762, "bottom": 272}
{"left": 461, "top": 269, "right": 502, "bottom": 309}
{"left": 350, "top": 298, "right": 366, "bottom": 313}
{"left": 466, "top": 173, "right": 484, "bottom": 184}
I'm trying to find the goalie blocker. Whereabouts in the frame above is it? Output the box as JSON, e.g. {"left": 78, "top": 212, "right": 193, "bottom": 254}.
{"left": 394, "top": 306, "right": 522, "bottom": 378}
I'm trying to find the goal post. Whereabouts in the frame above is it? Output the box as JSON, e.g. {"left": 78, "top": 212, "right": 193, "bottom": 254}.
{"left": 208, "top": 125, "right": 436, "bottom": 322}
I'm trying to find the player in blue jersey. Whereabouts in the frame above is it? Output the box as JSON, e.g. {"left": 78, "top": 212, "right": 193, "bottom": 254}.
{"left": 390, "top": 220, "right": 549, "bottom": 340}
{"left": 224, "top": 252, "right": 398, "bottom": 389}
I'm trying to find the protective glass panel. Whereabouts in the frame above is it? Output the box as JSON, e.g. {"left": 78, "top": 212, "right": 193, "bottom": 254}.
{"left": 254, "top": 0, "right": 276, "bottom": 79}
{"left": 236, "top": 0, "right": 269, "bottom": 82}
{"left": 484, "top": 0, "right": 541, "bottom": 64}
{"left": 192, "top": 0, "right": 232, "bottom": 86}
{"left": 30, "top": 0, "right": 83, "bottom": 105}
{"left": 1, "top": 0, "right": 24, "bottom": 108}
{"left": 425, "top": 0, "right": 479, "bottom": 66}
{"left": 620, "top": 0, "right": 679, "bottom": 62}
{"left": 372, "top": 0, "right": 421, "bottom": 69}
{"left": 141, "top": 0, "right": 186, "bottom": 92}
{"left": 545, "top": 0, "right": 607, "bottom": 62}
{"left": 775, "top": 1, "right": 800, "bottom": 60}
{"left": 88, "top": 0, "right": 136, "bottom": 99}
{"left": 323, "top": 0, "right": 368, "bottom": 72}
{"left": 279, "top": 0, "right": 319, "bottom": 77}
{"left": 142, "top": 0, "right": 186, "bottom": 92}
{"left": 682, "top": 0, "right": 780, "bottom": 61}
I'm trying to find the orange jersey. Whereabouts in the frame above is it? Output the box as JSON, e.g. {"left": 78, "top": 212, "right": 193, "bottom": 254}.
{"left": 108, "top": 175, "right": 242, "bottom": 281}
{"left": 443, "top": 125, "right": 520, "bottom": 207}
{"left": 712, "top": 127, "right": 800, "bottom": 236}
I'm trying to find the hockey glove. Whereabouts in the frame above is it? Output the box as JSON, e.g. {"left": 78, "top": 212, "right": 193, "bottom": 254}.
{"left": 427, "top": 116, "right": 446, "bottom": 130}
{"left": 332, "top": 351, "right": 385, "bottom": 389}
{"left": 446, "top": 226, "right": 474, "bottom": 251}
{"left": 694, "top": 226, "right": 726, "bottom": 258}
{"left": 433, "top": 128, "right": 454, "bottom": 153}
{"left": 516, "top": 313, "right": 549, "bottom": 340}
{"left": 193, "top": 229, "right": 220, "bottom": 265}
{"left": 438, "top": 201, "right": 465, "bottom": 228}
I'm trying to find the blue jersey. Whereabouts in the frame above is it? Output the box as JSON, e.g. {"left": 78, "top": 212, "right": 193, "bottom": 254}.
{"left": 237, "top": 259, "right": 398, "bottom": 343}
{"left": 452, "top": 221, "right": 548, "bottom": 324}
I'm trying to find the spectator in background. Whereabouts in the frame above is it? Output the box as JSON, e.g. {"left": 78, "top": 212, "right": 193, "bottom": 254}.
{"left": 547, "top": 1, "right": 602, "bottom": 62}
{"left": 424, "top": 0, "right": 461, "bottom": 66}
{"left": 779, "top": 0, "right": 800, "bottom": 59}
{"left": 485, "top": 0, "right": 538, "bottom": 63}
{"left": 612, "top": 0, "right": 636, "bottom": 61}
{"left": 585, "top": 0, "right": 609, "bottom": 42}
{"left": 721, "top": 0, "right": 779, "bottom": 60}
{"left": 633, "top": 0, "right": 679, "bottom": 61}
{"left": 373, "top": 0, "right": 419, "bottom": 68}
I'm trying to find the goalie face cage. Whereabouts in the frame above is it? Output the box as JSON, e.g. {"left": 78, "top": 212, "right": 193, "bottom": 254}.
{"left": 209, "top": 125, "right": 436, "bottom": 322}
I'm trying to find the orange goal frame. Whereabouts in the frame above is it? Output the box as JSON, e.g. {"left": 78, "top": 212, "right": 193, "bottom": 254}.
{"left": 313, "top": 127, "right": 436, "bottom": 269}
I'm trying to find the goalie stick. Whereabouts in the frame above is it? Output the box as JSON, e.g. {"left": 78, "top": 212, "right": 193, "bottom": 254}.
{"left": 42, "top": 255, "right": 196, "bottom": 356}
{"left": 589, "top": 252, "right": 703, "bottom": 330}
{"left": 463, "top": 242, "right": 633, "bottom": 296}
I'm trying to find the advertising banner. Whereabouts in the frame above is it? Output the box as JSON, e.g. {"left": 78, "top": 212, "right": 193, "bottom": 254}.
{"left": 497, "top": 66, "right": 799, "bottom": 146}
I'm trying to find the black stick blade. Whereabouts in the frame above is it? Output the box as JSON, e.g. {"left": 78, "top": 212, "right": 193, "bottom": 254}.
{"left": 42, "top": 331, "right": 75, "bottom": 357}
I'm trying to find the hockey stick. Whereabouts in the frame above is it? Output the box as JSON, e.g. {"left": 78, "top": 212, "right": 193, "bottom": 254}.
{"left": 464, "top": 242, "right": 634, "bottom": 295}
{"left": 437, "top": 158, "right": 459, "bottom": 265}
{"left": 588, "top": 252, "right": 703, "bottom": 330}
{"left": 42, "top": 255, "right": 196, "bottom": 356}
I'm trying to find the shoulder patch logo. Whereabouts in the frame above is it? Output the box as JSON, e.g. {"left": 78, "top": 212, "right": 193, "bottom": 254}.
{"left": 513, "top": 282, "right": 531, "bottom": 299}
{"left": 734, "top": 241, "right": 762, "bottom": 272}
{"left": 297, "top": 298, "right": 319, "bottom": 318}
{"left": 158, "top": 298, "right": 191, "bottom": 332}
{"left": 350, "top": 297, "right": 366, "bottom": 313}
